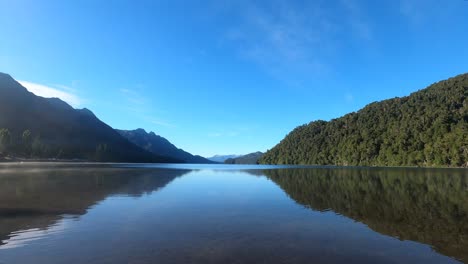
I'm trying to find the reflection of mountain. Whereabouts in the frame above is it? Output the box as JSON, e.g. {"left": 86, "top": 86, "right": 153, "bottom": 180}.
{"left": 0, "top": 165, "right": 188, "bottom": 246}
{"left": 264, "top": 168, "right": 468, "bottom": 263}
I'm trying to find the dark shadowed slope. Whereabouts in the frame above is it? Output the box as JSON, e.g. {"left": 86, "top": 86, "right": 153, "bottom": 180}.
{"left": 117, "top": 128, "right": 214, "bottom": 164}
{"left": 0, "top": 72, "right": 178, "bottom": 162}
{"left": 260, "top": 73, "right": 468, "bottom": 167}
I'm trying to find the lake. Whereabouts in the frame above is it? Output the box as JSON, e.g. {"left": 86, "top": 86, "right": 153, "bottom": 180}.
{"left": 0, "top": 163, "right": 467, "bottom": 264}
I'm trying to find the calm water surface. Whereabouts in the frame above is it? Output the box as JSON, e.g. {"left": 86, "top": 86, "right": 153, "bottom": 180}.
{"left": 0, "top": 163, "right": 467, "bottom": 264}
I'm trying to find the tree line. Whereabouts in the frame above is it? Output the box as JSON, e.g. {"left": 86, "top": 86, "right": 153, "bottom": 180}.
{"left": 0, "top": 128, "right": 51, "bottom": 158}
{"left": 260, "top": 73, "right": 468, "bottom": 167}
{"left": 0, "top": 128, "right": 109, "bottom": 161}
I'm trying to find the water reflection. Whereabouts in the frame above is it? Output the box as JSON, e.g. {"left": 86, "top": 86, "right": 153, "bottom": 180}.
{"left": 263, "top": 167, "right": 468, "bottom": 262}
{"left": 0, "top": 164, "right": 188, "bottom": 249}
{"left": 0, "top": 164, "right": 466, "bottom": 264}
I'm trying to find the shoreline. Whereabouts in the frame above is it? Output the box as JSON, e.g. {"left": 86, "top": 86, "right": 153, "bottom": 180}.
{"left": 0, "top": 159, "right": 465, "bottom": 169}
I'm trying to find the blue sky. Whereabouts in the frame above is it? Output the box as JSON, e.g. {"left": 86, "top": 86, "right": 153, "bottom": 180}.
{"left": 0, "top": 0, "right": 467, "bottom": 157}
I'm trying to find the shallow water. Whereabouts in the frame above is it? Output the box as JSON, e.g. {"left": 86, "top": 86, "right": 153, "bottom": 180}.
{"left": 0, "top": 163, "right": 466, "bottom": 263}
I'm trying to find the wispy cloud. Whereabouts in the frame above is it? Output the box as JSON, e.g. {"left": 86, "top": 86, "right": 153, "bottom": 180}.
{"left": 345, "top": 92, "right": 354, "bottom": 103}
{"left": 120, "top": 88, "right": 147, "bottom": 107}
{"left": 208, "top": 132, "right": 223, "bottom": 137}
{"left": 219, "top": 0, "right": 373, "bottom": 82}
{"left": 399, "top": 0, "right": 452, "bottom": 25}
{"left": 148, "top": 118, "right": 175, "bottom": 128}
{"left": 208, "top": 126, "right": 251, "bottom": 138}
{"left": 223, "top": 1, "right": 330, "bottom": 78}
{"left": 400, "top": 0, "right": 426, "bottom": 24}
{"left": 341, "top": 0, "right": 373, "bottom": 41}
{"left": 18, "top": 80, "right": 81, "bottom": 107}
{"left": 119, "top": 88, "right": 155, "bottom": 115}
{"left": 119, "top": 88, "right": 174, "bottom": 128}
{"left": 208, "top": 131, "right": 239, "bottom": 138}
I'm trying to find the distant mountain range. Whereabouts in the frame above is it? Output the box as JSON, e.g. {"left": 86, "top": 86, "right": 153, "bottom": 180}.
{"left": 0, "top": 72, "right": 200, "bottom": 163}
{"left": 206, "top": 154, "right": 241, "bottom": 163}
{"left": 117, "top": 129, "right": 214, "bottom": 164}
{"left": 225, "top": 152, "right": 264, "bottom": 164}
{"left": 260, "top": 73, "right": 468, "bottom": 167}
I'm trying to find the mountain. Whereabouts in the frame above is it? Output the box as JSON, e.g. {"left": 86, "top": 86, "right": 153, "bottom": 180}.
{"left": 0, "top": 72, "right": 178, "bottom": 163}
{"left": 207, "top": 154, "right": 241, "bottom": 163}
{"left": 225, "top": 151, "right": 264, "bottom": 164}
{"left": 260, "top": 73, "right": 468, "bottom": 167}
{"left": 117, "top": 129, "right": 214, "bottom": 164}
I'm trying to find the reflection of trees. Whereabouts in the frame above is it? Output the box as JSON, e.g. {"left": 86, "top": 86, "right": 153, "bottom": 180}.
{"left": 0, "top": 165, "right": 189, "bottom": 246}
{"left": 263, "top": 167, "right": 468, "bottom": 262}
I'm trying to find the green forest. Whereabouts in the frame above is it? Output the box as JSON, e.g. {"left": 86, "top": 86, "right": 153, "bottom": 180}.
{"left": 0, "top": 128, "right": 107, "bottom": 161}
{"left": 263, "top": 167, "right": 468, "bottom": 262}
{"left": 0, "top": 128, "right": 51, "bottom": 159}
{"left": 260, "top": 74, "right": 468, "bottom": 167}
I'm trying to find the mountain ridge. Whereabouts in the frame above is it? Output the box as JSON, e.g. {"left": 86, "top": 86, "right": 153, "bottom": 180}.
{"left": 260, "top": 73, "right": 468, "bottom": 167}
{"left": 207, "top": 154, "right": 241, "bottom": 163}
{"left": 225, "top": 151, "right": 264, "bottom": 164}
{"left": 117, "top": 128, "right": 214, "bottom": 164}
{"left": 0, "top": 72, "right": 179, "bottom": 163}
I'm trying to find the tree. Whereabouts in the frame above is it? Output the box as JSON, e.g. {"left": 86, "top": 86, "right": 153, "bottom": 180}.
{"left": 31, "top": 136, "right": 47, "bottom": 157}
{"left": 95, "top": 143, "right": 109, "bottom": 161}
{"left": 56, "top": 149, "right": 64, "bottom": 159}
{"left": 22, "top": 129, "right": 32, "bottom": 156}
{"left": 260, "top": 73, "right": 468, "bottom": 167}
{"left": 0, "top": 128, "right": 11, "bottom": 155}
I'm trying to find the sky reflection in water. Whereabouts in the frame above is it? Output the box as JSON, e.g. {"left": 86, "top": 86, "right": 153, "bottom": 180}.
{"left": 0, "top": 163, "right": 466, "bottom": 264}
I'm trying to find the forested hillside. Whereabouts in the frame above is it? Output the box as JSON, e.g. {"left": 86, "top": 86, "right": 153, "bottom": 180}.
{"left": 260, "top": 74, "right": 468, "bottom": 167}
{"left": 0, "top": 72, "right": 177, "bottom": 163}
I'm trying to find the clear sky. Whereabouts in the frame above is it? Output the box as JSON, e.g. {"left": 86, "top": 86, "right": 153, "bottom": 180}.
{"left": 0, "top": 0, "right": 467, "bottom": 157}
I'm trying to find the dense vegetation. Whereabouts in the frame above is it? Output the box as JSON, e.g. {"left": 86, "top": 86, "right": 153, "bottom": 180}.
{"left": 117, "top": 129, "right": 213, "bottom": 164}
{"left": 260, "top": 74, "right": 468, "bottom": 167}
{"left": 264, "top": 167, "right": 468, "bottom": 262}
{"left": 225, "top": 151, "right": 264, "bottom": 164}
{"left": 0, "top": 72, "right": 177, "bottom": 162}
